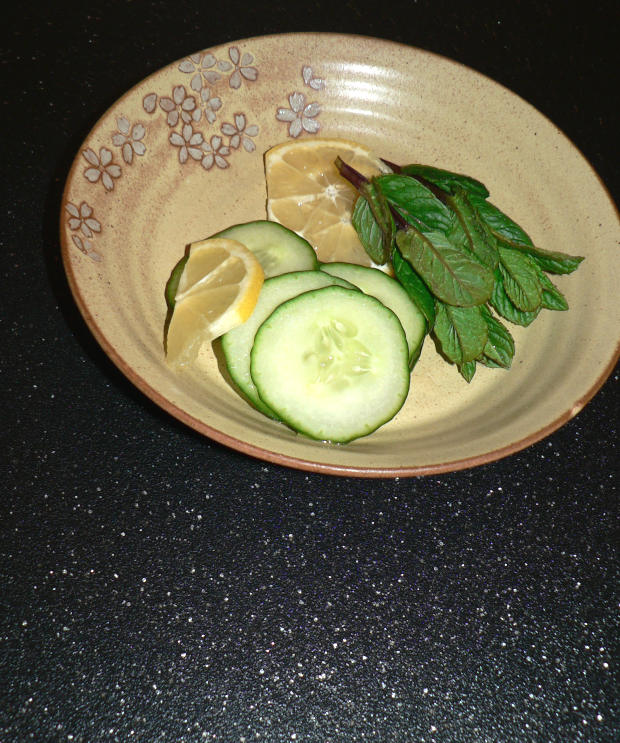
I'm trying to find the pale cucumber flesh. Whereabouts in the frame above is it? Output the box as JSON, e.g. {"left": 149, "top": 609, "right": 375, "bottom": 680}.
{"left": 250, "top": 286, "right": 410, "bottom": 443}
{"left": 221, "top": 270, "right": 357, "bottom": 418}
{"left": 320, "top": 261, "right": 426, "bottom": 365}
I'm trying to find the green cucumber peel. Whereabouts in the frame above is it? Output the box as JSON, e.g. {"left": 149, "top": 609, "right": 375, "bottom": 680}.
{"left": 165, "top": 254, "right": 188, "bottom": 310}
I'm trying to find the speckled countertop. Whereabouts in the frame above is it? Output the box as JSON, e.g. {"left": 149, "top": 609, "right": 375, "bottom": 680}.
{"left": 2, "top": 1, "right": 618, "bottom": 741}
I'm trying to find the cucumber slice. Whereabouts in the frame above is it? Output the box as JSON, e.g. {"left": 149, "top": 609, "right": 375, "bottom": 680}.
{"left": 320, "top": 262, "right": 427, "bottom": 365}
{"left": 250, "top": 286, "right": 410, "bottom": 443}
{"left": 214, "top": 220, "right": 318, "bottom": 277}
{"left": 165, "top": 220, "right": 317, "bottom": 310}
{"left": 221, "top": 270, "right": 357, "bottom": 418}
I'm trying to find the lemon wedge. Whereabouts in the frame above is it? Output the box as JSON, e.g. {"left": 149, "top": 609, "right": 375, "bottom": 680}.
{"left": 166, "top": 237, "right": 264, "bottom": 368}
{"left": 265, "top": 137, "right": 392, "bottom": 266}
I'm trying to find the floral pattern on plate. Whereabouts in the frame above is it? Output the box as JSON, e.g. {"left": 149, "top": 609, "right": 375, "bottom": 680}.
{"left": 65, "top": 202, "right": 102, "bottom": 262}
{"left": 276, "top": 65, "right": 325, "bottom": 137}
{"left": 66, "top": 45, "right": 327, "bottom": 261}
{"left": 141, "top": 44, "right": 261, "bottom": 172}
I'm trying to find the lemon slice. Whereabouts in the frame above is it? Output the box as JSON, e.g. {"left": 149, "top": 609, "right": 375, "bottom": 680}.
{"left": 166, "top": 237, "right": 264, "bottom": 368}
{"left": 265, "top": 137, "right": 392, "bottom": 267}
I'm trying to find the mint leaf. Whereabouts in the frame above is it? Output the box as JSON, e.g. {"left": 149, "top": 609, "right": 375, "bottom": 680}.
{"left": 446, "top": 186, "right": 499, "bottom": 270}
{"left": 478, "top": 305, "right": 515, "bottom": 368}
{"left": 341, "top": 153, "right": 584, "bottom": 384}
{"left": 469, "top": 195, "right": 533, "bottom": 246}
{"left": 400, "top": 164, "right": 490, "bottom": 199}
{"left": 433, "top": 302, "right": 488, "bottom": 364}
{"left": 509, "top": 241, "right": 584, "bottom": 275}
{"left": 359, "top": 179, "right": 394, "bottom": 264}
{"left": 470, "top": 195, "right": 584, "bottom": 273}
{"left": 352, "top": 196, "right": 387, "bottom": 265}
{"left": 392, "top": 246, "right": 435, "bottom": 328}
{"left": 498, "top": 244, "right": 542, "bottom": 312}
{"left": 396, "top": 227, "right": 495, "bottom": 307}
{"left": 540, "top": 277, "right": 568, "bottom": 311}
{"left": 490, "top": 269, "right": 540, "bottom": 326}
{"left": 376, "top": 174, "right": 453, "bottom": 232}
{"left": 458, "top": 359, "right": 478, "bottom": 382}
{"left": 532, "top": 264, "right": 569, "bottom": 311}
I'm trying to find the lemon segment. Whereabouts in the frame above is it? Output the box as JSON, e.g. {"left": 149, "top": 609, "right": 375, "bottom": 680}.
{"left": 265, "top": 138, "right": 392, "bottom": 267}
{"left": 166, "top": 237, "right": 264, "bottom": 368}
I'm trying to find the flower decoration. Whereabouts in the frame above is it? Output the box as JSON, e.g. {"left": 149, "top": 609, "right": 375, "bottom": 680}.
{"left": 302, "top": 65, "right": 325, "bottom": 90}
{"left": 201, "top": 135, "right": 230, "bottom": 170}
{"left": 159, "top": 86, "right": 199, "bottom": 127}
{"left": 143, "top": 93, "right": 157, "bottom": 114}
{"left": 276, "top": 93, "right": 320, "bottom": 137}
{"left": 220, "top": 114, "right": 259, "bottom": 152}
{"left": 220, "top": 47, "right": 258, "bottom": 89}
{"left": 169, "top": 124, "right": 204, "bottom": 164}
{"left": 65, "top": 201, "right": 101, "bottom": 238}
{"left": 199, "top": 88, "right": 223, "bottom": 124}
{"left": 71, "top": 234, "right": 102, "bottom": 262}
{"left": 112, "top": 117, "right": 146, "bottom": 164}
{"left": 82, "top": 148, "right": 121, "bottom": 191}
{"left": 178, "top": 53, "right": 222, "bottom": 91}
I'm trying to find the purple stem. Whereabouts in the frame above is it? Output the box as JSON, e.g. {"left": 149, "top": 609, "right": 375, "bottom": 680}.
{"left": 335, "top": 156, "right": 369, "bottom": 189}
{"left": 335, "top": 156, "right": 409, "bottom": 230}
{"left": 380, "top": 157, "right": 401, "bottom": 173}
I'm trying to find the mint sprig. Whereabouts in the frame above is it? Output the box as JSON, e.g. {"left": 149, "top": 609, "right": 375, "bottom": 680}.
{"left": 336, "top": 156, "right": 584, "bottom": 382}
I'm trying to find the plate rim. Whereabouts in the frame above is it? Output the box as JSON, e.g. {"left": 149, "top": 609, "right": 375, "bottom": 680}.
{"left": 60, "top": 31, "right": 620, "bottom": 478}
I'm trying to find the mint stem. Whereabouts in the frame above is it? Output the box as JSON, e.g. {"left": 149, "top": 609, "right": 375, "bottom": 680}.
{"left": 335, "top": 156, "right": 368, "bottom": 190}
{"left": 335, "top": 157, "right": 409, "bottom": 230}
{"left": 380, "top": 158, "right": 401, "bottom": 173}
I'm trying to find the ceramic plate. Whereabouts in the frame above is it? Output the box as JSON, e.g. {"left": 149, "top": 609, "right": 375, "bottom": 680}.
{"left": 60, "top": 33, "right": 620, "bottom": 477}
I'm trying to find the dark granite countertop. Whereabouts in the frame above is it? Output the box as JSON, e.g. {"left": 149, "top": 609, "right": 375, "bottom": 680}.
{"left": 2, "top": 1, "right": 618, "bottom": 741}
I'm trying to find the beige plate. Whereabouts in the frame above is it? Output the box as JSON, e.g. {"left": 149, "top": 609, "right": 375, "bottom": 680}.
{"left": 60, "top": 33, "right": 620, "bottom": 477}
